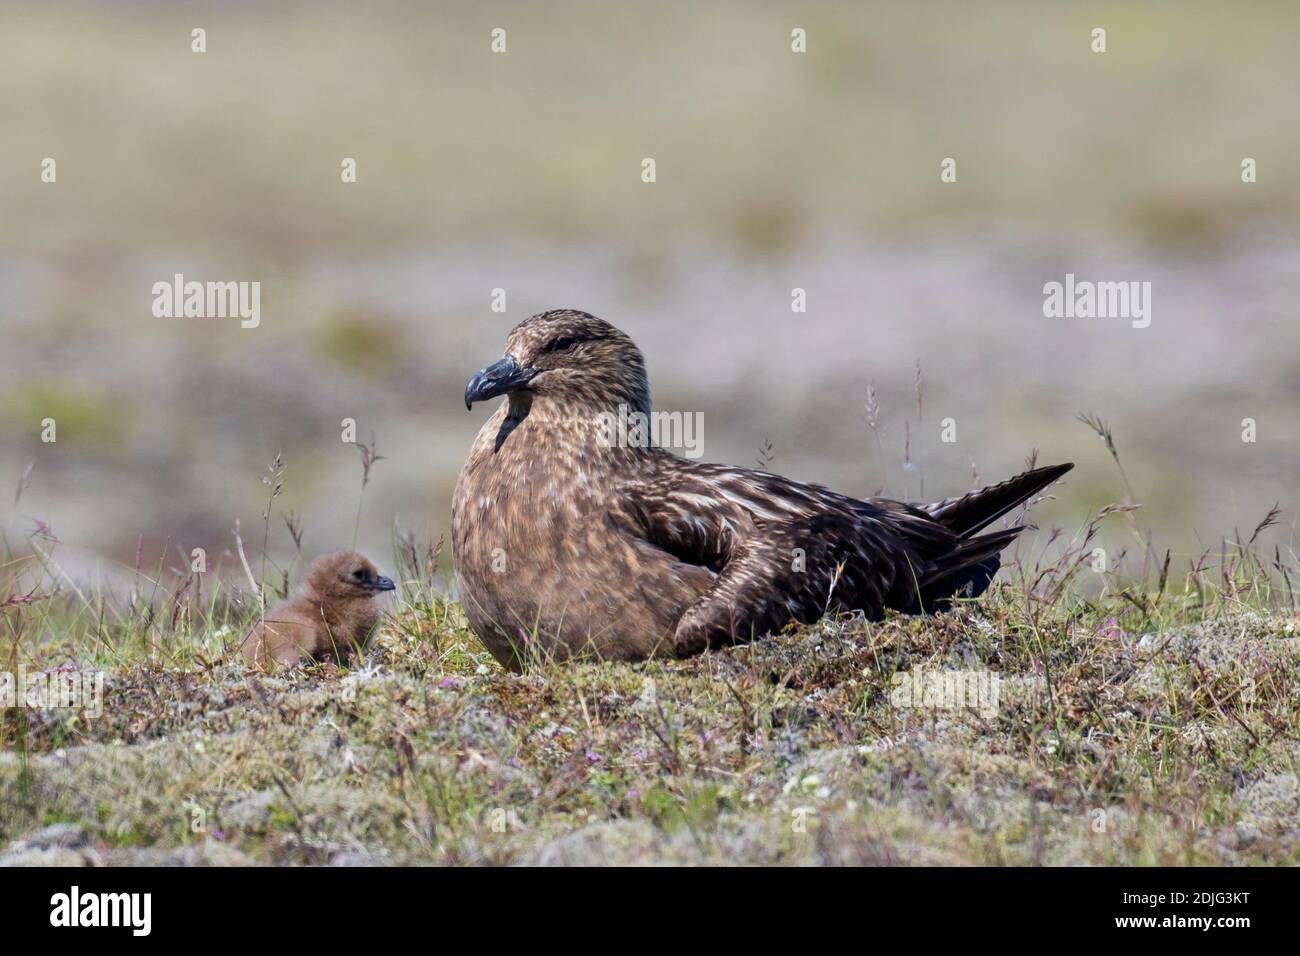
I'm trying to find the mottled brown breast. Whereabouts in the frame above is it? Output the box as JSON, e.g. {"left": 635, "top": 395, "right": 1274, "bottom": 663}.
{"left": 452, "top": 404, "right": 711, "bottom": 669}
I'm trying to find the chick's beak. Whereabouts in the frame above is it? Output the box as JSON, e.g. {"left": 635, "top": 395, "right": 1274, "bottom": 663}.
{"left": 368, "top": 575, "right": 396, "bottom": 592}
{"left": 464, "top": 355, "right": 538, "bottom": 409}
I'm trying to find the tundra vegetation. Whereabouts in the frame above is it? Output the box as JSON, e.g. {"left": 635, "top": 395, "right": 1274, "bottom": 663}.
{"left": 1, "top": 426, "right": 1296, "bottom": 866}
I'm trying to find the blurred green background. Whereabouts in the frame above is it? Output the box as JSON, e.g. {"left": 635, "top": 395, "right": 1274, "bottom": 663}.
{"left": 1, "top": 0, "right": 1297, "bottom": 587}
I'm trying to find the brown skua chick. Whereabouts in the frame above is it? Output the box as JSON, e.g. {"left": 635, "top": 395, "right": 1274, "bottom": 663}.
{"left": 240, "top": 551, "right": 394, "bottom": 670}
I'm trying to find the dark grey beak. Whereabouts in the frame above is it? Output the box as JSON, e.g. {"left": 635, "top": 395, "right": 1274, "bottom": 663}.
{"left": 367, "top": 575, "right": 396, "bottom": 592}
{"left": 464, "top": 355, "right": 538, "bottom": 410}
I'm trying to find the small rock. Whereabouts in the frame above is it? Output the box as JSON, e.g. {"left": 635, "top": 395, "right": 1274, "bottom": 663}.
{"left": 15, "top": 823, "right": 90, "bottom": 851}
{"left": 1234, "top": 821, "right": 1261, "bottom": 847}
{"left": 329, "top": 849, "right": 381, "bottom": 866}
{"left": 0, "top": 824, "right": 99, "bottom": 867}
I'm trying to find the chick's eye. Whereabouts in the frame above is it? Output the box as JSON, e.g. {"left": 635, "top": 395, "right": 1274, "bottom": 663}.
{"left": 550, "top": 336, "right": 579, "bottom": 353}
{"left": 352, "top": 569, "right": 365, "bottom": 579}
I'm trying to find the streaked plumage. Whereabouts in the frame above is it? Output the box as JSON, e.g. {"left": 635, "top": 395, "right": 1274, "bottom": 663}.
{"left": 453, "top": 310, "right": 1072, "bottom": 669}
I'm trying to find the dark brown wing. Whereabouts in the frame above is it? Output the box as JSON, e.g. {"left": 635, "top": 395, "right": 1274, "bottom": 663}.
{"left": 614, "top": 458, "right": 1003, "bottom": 655}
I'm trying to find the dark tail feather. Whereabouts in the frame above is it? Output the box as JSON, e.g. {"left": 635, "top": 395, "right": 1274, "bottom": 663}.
{"left": 919, "top": 525, "right": 1023, "bottom": 591}
{"left": 924, "top": 462, "right": 1073, "bottom": 538}
{"left": 900, "top": 525, "right": 1023, "bottom": 614}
